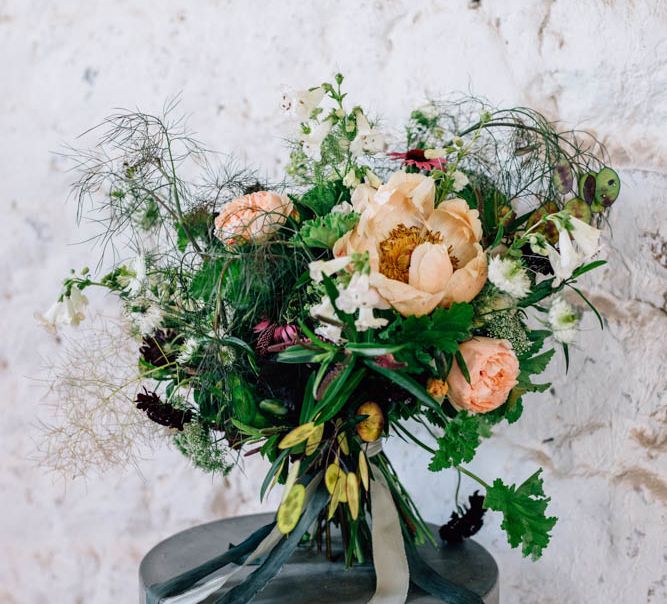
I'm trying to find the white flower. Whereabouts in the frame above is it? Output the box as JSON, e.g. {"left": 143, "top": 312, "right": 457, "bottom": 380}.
{"left": 176, "top": 337, "right": 199, "bottom": 365}
{"left": 36, "top": 287, "right": 89, "bottom": 332}
{"left": 569, "top": 216, "right": 600, "bottom": 258}
{"left": 451, "top": 170, "right": 469, "bottom": 192}
{"left": 133, "top": 303, "right": 163, "bottom": 336}
{"left": 548, "top": 297, "right": 579, "bottom": 344}
{"left": 331, "top": 201, "right": 354, "bottom": 215}
{"left": 349, "top": 112, "right": 385, "bottom": 156}
{"left": 118, "top": 254, "right": 146, "bottom": 297}
{"left": 547, "top": 228, "right": 581, "bottom": 286}
{"left": 280, "top": 87, "right": 324, "bottom": 120}
{"left": 310, "top": 296, "right": 344, "bottom": 343}
{"left": 309, "top": 256, "right": 351, "bottom": 283}
{"left": 343, "top": 169, "right": 361, "bottom": 189}
{"left": 300, "top": 120, "right": 332, "bottom": 161}
{"left": 354, "top": 307, "right": 388, "bottom": 331}
{"left": 336, "top": 272, "right": 389, "bottom": 314}
{"left": 364, "top": 170, "right": 382, "bottom": 189}
{"left": 424, "top": 148, "right": 447, "bottom": 159}
{"left": 488, "top": 256, "right": 531, "bottom": 299}
{"left": 417, "top": 102, "right": 438, "bottom": 119}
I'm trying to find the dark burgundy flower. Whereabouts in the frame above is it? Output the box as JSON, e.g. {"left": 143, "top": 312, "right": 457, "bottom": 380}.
{"left": 136, "top": 388, "right": 193, "bottom": 431}
{"left": 388, "top": 149, "right": 447, "bottom": 171}
{"left": 439, "top": 491, "right": 487, "bottom": 544}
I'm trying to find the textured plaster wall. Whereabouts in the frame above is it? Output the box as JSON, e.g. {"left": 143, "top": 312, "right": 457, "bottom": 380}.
{"left": 1, "top": 1, "right": 666, "bottom": 602}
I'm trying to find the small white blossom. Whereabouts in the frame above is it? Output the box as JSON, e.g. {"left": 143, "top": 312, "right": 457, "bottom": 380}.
{"left": 310, "top": 296, "right": 344, "bottom": 344}
{"left": 331, "top": 201, "right": 354, "bottom": 215}
{"left": 488, "top": 256, "right": 531, "bottom": 299}
{"left": 548, "top": 297, "right": 579, "bottom": 344}
{"left": 569, "top": 216, "right": 601, "bottom": 258}
{"left": 354, "top": 307, "right": 388, "bottom": 332}
{"left": 36, "top": 287, "right": 89, "bottom": 332}
{"left": 308, "top": 256, "right": 351, "bottom": 283}
{"left": 336, "top": 272, "right": 389, "bottom": 315}
{"left": 133, "top": 303, "right": 163, "bottom": 336}
{"left": 364, "top": 170, "right": 382, "bottom": 189}
{"left": 349, "top": 112, "right": 385, "bottom": 156}
{"left": 343, "top": 169, "right": 361, "bottom": 189}
{"left": 176, "top": 337, "right": 199, "bottom": 365}
{"left": 280, "top": 87, "right": 324, "bottom": 120}
{"left": 417, "top": 102, "right": 438, "bottom": 119}
{"left": 547, "top": 228, "right": 581, "bottom": 286}
{"left": 300, "top": 120, "right": 332, "bottom": 161}
{"left": 118, "top": 254, "right": 146, "bottom": 297}
{"left": 451, "top": 170, "right": 469, "bottom": 192}
{"left": 424, "top": 148, "right": 447, "bottom": 159}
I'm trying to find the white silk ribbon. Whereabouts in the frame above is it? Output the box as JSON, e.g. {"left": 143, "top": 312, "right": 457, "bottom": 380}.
{"left": 161, "top": 475, "right": 322, "bottom": 604}
{"left": 366, "top": 456, "right": 410, "bottom": 604}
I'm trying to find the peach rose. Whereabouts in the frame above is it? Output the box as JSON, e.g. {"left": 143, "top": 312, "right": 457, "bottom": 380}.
{"left": 333, "top": 171, "right": 487, "bottom": 317}
{"left": 214, "top": 191, "right": 293, "bottom": 245}
{"left": 447, "top": 337, "right": 520, "bottom": 414}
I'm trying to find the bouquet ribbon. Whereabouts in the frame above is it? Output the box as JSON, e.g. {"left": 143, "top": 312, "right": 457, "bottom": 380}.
{"left": 149, "top": 447, "right": 483, "bottom": 604}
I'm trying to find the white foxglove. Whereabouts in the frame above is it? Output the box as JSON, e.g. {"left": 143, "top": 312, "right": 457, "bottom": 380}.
{"left": 451, "top": 170, "right": 469, "bottom": 192}
{"left": 309, "top": 256, "right": 351, "bottom": 283}
{"left": 547, "top": 228, "right": 581, "bottom": 286}
{"left": 300, "top": 121, "right": 332, "bottom": 161}
{"left": 569, "top": 216, "right": 601, "bottom": 258}
{"left": 280, "top": 87, "right": 324, "bottom": 120}
{"left": 349, "top": 112, "right": 385, "bottom": 156}
{"left": 36, "top": 287, "right": 89, "bottom": 331}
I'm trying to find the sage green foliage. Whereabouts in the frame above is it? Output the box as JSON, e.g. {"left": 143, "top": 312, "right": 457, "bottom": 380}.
{"left": 484, "top": 470, "right": 557, "bottom": 560}
{"left": 428, "top": 412, "right": 483, "bottom": 471}
{"left": 299, "top": 211, "right": 359, "bottom": 248}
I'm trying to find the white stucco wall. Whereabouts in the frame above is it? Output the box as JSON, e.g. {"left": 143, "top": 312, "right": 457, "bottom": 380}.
{"left": 2, "top": 1, "right": 666, "bottom": 602}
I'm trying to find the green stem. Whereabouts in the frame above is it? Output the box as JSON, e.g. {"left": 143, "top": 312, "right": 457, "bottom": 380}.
{"left": 456, "top": 465, "right": 491, "bottom": 490}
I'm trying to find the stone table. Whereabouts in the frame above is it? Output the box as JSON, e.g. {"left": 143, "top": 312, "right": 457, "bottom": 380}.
{"left": 140, "top": 513, "right": 499, "bottom": 603}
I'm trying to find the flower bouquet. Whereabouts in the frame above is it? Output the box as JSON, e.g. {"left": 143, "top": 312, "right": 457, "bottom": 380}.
{"left": 41, "top": 74, "right": 620, "bottom": 603}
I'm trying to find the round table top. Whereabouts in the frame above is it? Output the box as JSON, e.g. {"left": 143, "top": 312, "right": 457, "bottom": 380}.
{"left": 140, "top": 512, "right": 499, "bottom": 604}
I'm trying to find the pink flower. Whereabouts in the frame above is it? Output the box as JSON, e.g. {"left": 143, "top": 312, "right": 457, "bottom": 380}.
{"left": 214, "top": 191, "right": 293, "bottom": 245}
{"left": 388, "top": 149, "right": 447, "bottom": 172}
{"left": 447, "top": 337, "right": 520, "bottom": 414}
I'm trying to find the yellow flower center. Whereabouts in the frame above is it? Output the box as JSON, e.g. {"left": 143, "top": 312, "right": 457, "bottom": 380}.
{"left": 378, "top": 224, "right": 443, "bottom": 283}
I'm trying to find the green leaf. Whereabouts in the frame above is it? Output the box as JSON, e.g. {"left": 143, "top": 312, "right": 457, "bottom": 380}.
{"left": 484, "top": 469, "right": 558, "bottom": 559}
{"left": 299, "top": 212, "right": 359, "bottom": 248}
{"left": 567, "top": 284, "right": 604, "bottom": 329}
{"left": 277, "top": 345, "right": 330, "bottom": 364}
{"left": 520, "top": 348, "right": 555, "bottom": 377}
{"left": 298, "top": 180, "right": 348, "bottom": 215}
{"left": 346, "top": 342, "right": 406, "bottom": 357}
{"left": 428, "top": 412, "right": 482, "bottom": 471}
{"left": 189, "top": 258, "right": 226, "bottom": 301}
{"left": 570, "top": 259, "right": 607, "bottom": 279}
{"left": 365, "top": 361, "right": 446, "bottom": 419}
{"left": 381, "top": 303, "right": 474, "bottom": 350}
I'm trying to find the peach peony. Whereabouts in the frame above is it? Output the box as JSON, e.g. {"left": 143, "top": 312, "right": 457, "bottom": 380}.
{"left": 333, "top": 171, "right": 487, "bottom": 317}
{"left": 447, "top": 337, "right": 520, "bottom": 414}
{"left": 214, "top": 191, "right": 293, "bottom": 245}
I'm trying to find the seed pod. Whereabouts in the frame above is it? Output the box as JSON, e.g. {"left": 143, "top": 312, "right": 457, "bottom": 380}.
{"left": 578, "top": 172, "right": 597, "bottom": 205}
{"left": 358, "top": 451, "right": 370, "bottom": 491}
{"left": 564, "top": 198, "right": 592, "bottom": 224}
{"left": 356, "top": 402, "right": 384, "bottom": 442}
{"left": 526, "top": 202, "right": 559, "bottom": 245}
{"left": 347, "top": 473, "right": 360, "bottom": 520}
{"left": 553, "top": 159, "right": 573, "bottom": 194}
{"left": 595, "top": 167, "right": 620, "bottom": 208}
{"left": 325, "top": 463, "right": 347, "bottom": 501}
{"left": 279, "top": 422, "right": 316, "bottom": 449}
{"left": 277, "top": 483, "right": 306, "bottom": 534}
{"left": 305, "top": 422, "right": 324, "bottom": 456}
{"left": 337, "top": 432, "right": 350, "bottom": 456}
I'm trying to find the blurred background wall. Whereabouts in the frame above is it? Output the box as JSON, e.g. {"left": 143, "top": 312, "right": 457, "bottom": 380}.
{"left": 2, "top": 1, "right": 666, "bottom": 602}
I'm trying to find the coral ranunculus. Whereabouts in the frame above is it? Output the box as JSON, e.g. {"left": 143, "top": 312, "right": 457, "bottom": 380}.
{"left": 214, "top": 191, "right": 293, "bottom": 245}
{"left": 447, "top": 337, "right": 520, "bottom": 414}
{"left": 333, "top": 172, "right": 487, "bottom": 316}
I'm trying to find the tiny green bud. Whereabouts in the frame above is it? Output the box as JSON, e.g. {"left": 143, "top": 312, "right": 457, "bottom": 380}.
{"left": 81, "top": 266, "right": 90, "bottom": 275}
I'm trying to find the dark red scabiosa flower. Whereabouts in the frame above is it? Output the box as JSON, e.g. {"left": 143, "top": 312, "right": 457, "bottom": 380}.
{"left": 439, "top": 491, "right": 487, "bottom": 544}
{"left": 135, "top": 387, "right": 193, "bottom": 431}
{"left": 388, "top": 149, "right": 447, "bottom": 171}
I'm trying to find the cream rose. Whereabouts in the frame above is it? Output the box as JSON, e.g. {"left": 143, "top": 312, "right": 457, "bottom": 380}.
{"left": 333, "top": 172, "right": 487, "bottom": 317}
{"left": 214, "top": 191, "right": 293, "bottom": 245}
{"left": 447, "top": 337, "right": 520, "bottom": 414}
